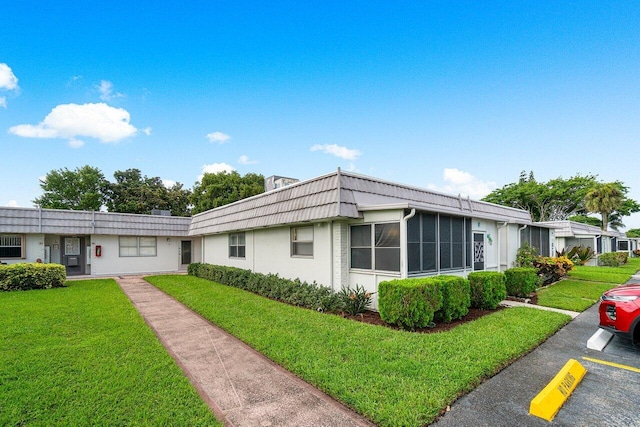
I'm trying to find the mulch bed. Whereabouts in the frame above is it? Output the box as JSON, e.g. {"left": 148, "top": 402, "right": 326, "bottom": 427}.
{"left": 341, "top": 306, "right": 505, "bottom": 333}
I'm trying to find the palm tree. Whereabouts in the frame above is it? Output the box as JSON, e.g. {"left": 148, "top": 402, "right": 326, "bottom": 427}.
{"left": 584, "top": 183, "right": 623, "bottom": 231}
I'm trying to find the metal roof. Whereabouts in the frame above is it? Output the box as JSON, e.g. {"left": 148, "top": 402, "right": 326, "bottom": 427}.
{"left": 535, "top": 220, "right": 627, "bottom": 238}
{"left": 189, "top": 170, "right": 533, "bottom": 235}
{"left": 0, "top": 207, "right": 191, "bottom": 236}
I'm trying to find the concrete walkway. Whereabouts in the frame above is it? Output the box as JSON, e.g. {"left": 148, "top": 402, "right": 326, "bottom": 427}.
{"left": 116, "top": 276, "right": 373, "bottom": 427}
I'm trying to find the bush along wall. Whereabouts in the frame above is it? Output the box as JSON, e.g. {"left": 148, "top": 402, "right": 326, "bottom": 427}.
{"left": 378, "top": 278, "right": 443, "bottom": 330}
{"left": 188, "top": 263, "right": 342, "bottom": 312}
{"left": 0, "top": 263, "right": 66, "bottom": 291}
{"left": 467, "top": 271, "right": 506, "bottom": 309}
{"left": 431, "top": 276, "right": 471, "bottom": 323}
{"left": 504, "top": 267, "right": 540, "bottom": 298}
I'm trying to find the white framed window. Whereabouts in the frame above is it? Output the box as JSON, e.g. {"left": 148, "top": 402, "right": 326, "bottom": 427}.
{"left": 291, "top": 226, "right": 314, "bottom": 257}
{"left": 350, "top": 223, "right": 400, "bottom": 272}
{"left": 0, "top": 234, "right": 25, "bottom": 259}
{"left": 119, "top": 236, "right": 157, "bottom": 257}
{"left": 229, "top": 233, "right": 246, "bottom": 258}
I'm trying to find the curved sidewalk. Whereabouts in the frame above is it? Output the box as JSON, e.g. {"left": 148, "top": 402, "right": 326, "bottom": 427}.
{"left": 116, "top": 275, "right": 373, "bottom": 427}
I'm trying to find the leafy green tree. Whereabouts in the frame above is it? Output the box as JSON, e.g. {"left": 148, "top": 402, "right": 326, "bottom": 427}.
{"left": 105, "top": 169, "right": 191, "bottom": 216}
{"left": 482, "top": 172, "right": 598, "bottom": 222}
{"left": 626, "top": 228, "right": 640, "bottom": 238}
{"left": 585, "top": 182, "right": 625, "bottom": 231}
{"left": 34, "top": 165, "right": 107, "bottom": 211}
{"left": 190, "top": 171, "right": 264, "bottom": 214}
{"left": 568, "top": 215, "right": 602, "bottom": 227}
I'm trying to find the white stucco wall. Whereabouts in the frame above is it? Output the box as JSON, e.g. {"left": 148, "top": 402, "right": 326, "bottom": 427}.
{"left": 88, "top": 235, "right": 184, "bottom": 276}
{"left": 202, "top": 223, "right": 335, "bottom": 288}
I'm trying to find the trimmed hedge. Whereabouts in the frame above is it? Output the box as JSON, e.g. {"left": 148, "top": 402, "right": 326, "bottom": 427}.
{"left": 188, "top": 263, "right": 342, "bottom": 312}
{"left": 378, "top": 278, "right": 443, "bottom": 330}
{"left": 598, "top": 252, "right": 628, "bottom": 267}
{"left": 504, "top": 267, "right": 540, "bottom": 298}
{"left": 432, "top": 276, "right": 471, "bottom": 323}
{"left": 0, "top": 263, "right": 66, "bottom": 291}
{"left": 467, "top": 271, "right": 506, "bottom": 309}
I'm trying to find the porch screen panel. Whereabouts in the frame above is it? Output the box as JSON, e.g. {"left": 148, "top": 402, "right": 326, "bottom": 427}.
{"left": 540, "top": 228, "right": 550, "bottom": 256}
{"left": 439, "top": 216, "right": 451, "bottom": 270}
{"left": 465, "top": 218, "right": 472, "bottom": 268}
{"left": 422, "top": 213, "right": 437, "bottom": 272}
{"left": 407, "top": 216, "right": 421, "bottom": 273}
{"left": 451, "top": 217, "right": 464, "bottom": 269}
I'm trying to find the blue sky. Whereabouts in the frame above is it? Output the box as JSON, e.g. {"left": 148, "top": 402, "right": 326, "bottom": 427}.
{"left": 2, "top": 1, "right": 639, "bottom": 229}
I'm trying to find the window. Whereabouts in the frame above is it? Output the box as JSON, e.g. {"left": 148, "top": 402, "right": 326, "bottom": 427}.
{"left": 291, "top": 226, "right": 313, "bottom": 256}
{"left": 350, "top": 225, "right": 372, "bottom": 269}
{"left": 0, "top": 234, "right": 25, "bottom": 258}
{"left": 618, "top": 240, "right": 629, "bottom": 251}
{"left": 229, "top": 233, "right": 246, "bottom": 258}
{"left": 119, "top": 236, "right": 157, "bottom": 257}
{"left": 350, "top": 223, "right": 400, "bottom": 272}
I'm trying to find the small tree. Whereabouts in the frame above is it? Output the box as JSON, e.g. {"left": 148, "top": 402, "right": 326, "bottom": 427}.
{"left": 585, "top": 183, "right": 624, "bottom": 231}
{"left": 34, "top": 165, "right": 108, "bottom": 211}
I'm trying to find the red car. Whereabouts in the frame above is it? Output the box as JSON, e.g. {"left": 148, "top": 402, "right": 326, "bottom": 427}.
{"left": 599, "top": 283, "right": 640, "bottom": 344}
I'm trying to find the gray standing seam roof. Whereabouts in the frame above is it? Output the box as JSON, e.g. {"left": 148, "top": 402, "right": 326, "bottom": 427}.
{"left": 189, "top": 170, "right": 533, "bottom": 236}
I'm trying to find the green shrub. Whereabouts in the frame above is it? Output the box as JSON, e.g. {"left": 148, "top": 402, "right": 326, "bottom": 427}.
{"left": 533, "top": 256, "right": 574, "bottom": 285}
{"left": 504, "top": 267, "right": 540, "bottom": 297}
{"left": 0, "top": 263, "right": 66, "bottom": 291}
{"left": 467, "top": 271, "right": 506, "bottom": 309}
{"left": 598, "top": 252, "right": 628, "bottom": 267}
{"left": 516, "top": 242, "right": 538, "bottom": 267}
{"left": 339, "top": 284, "right": 374, "bottom": 316}
{"left": 378, "top": 278, "right": 443, "bottom": 330}
{"left": 188, "top": 263, "right": 342, "bottom": 312}
{"left": 432, "top": 276, "right": 470, "bottom": 323}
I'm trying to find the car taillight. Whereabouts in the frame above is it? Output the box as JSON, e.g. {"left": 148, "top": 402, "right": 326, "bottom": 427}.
{"left": 606, "top": 305, "right": 617, "bottom": 321}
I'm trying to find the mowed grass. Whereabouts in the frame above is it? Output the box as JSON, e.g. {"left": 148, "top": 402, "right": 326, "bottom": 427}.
{"left": 537, "top": 258, "right": 640, "bottom": 312}
{"left": 148, "top": 274, "right": 570, "bottom": 427}
{"left": 0, "top": 279, "right": 221, "bottom": 427}
{"left": 537, "top": 280, "right": 618, "bottom": 312}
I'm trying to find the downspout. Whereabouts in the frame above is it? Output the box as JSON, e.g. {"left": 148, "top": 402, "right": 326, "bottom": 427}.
{"left": 595, "top": 235, "right": 601, "bottom": 255}
{"left": 402, "top": 209, "right": 417, "bottom": 278}
{"left": 518, "top": 224, "right": 528, "bottom": 248}
{"left": 497, "top": 222, "right": 508, "bottom": 272}
{"left": 329, "top": 221, "right": 334, "bottom": 291}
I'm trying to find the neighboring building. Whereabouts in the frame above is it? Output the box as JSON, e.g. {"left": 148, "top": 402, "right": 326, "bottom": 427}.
{"left": 536, "top": 220, "right": 632, "bottom": 259}
{"left": 264, "top": 175, "right": 300, "bottom": 192}
{"left": 0, "top": 207, "right": 200, "bottom": 276}
{"left": 2, "top": 169, "right": 559, "bottom": 309}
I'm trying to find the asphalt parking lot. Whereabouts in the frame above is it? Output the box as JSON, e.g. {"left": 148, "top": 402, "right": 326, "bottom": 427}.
{"left": 433, "top": 297, "right": 640, "bottom": 426}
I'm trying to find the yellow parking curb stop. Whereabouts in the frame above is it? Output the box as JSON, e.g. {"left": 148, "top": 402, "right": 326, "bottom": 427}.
{"left": 529, "top": 359, "right": 587, "bottom": 421}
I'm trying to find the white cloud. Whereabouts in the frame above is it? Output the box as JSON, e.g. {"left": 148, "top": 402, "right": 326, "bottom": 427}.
{"left": 0, "top": 63, "right": 19, "bottom": 91}
{"left": 0, "top": 63, "right": 19, "bottom": 107}
{"left": 206, "top": 131, "right": 231, "bottom": 144}
{"left": 310, "top": 144, "right": 361, "bottom": 160}
{"left": 5, "top": 200, "right": 19, "bottom": 207}
{"left": 143, "top": 127, "right": 152, "bottom": 136}
{"left": 238, "top": 154, "right": 258, "bottom": 165}
{"left": 9, "top": 102, "right": 138, "bottom": 145}
{"left": 198, "top": 162, "right": 235, "bottom": 182}
{"left": 427, "top": 168, "right": 497, "bottom": 200}
{"left": 162, "top": 179, "right": 176, "bottom": 188}
{"left": 96, "top": 80, "right": 124, "bottom": 101}
{"left": 68, "top": 138, "right": 84, "bottom": 148}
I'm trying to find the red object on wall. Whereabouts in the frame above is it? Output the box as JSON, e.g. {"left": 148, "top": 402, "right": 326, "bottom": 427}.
{"left": 95, "top": 245, "right": 102, "bottom": 257}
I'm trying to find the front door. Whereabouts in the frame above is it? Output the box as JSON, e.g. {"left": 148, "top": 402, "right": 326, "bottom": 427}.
{"left": 473, "top": 232, "right": 485, "bottom": 271}
{"left": 63, "top": 236, "right": 85, "bottom": 276}
{"left": 181, "top": 240, "right": 192, "bottom": 265}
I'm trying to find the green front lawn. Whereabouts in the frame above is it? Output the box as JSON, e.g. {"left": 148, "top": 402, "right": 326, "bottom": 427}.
{"left": 537, "top": 257, "right": 640, "bottom": 312}
{"left": 148, "top": 274, "right": 570, "bottom": 427}
{"left": 536, "top": 280, "right": 617, "bottom": 312}
{"left": 0, "top": 279, "right": 221, "bottom": 427}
